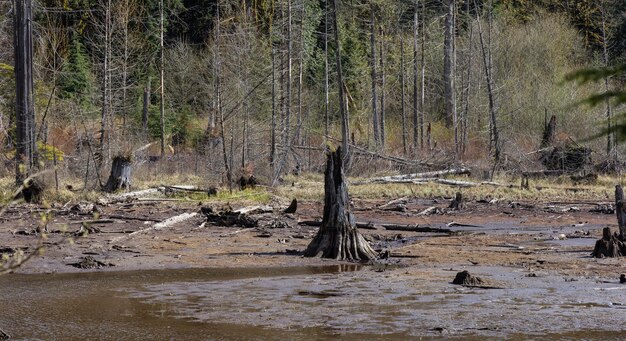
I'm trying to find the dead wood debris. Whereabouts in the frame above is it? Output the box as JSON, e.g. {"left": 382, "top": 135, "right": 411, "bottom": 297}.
{"left": 0, "top": 327, "right": 10, "bottom": 340}
{"left": 382, "top": 224, "right": 452, "bottom": 233}
{"left": 590, "top": 204, "right": 615, "bottom": 214}
{"left": 201, "top": 207, "right": 258, "bottom": 228}
{"left": 266, "top": 220, "right": 292, "bottom": 229}
{"left": 68, "top": 256, "right": 114, "bottom": 269}
{"left": 452, "top": 270, "right": 503, "bottom": 289}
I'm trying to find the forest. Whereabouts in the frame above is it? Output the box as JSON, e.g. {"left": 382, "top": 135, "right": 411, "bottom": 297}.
{"left": 3, "top": 2, "right": 626, "bottom": 339}
{"left": 1, "top": 0, "right": 625, "bottom": 189}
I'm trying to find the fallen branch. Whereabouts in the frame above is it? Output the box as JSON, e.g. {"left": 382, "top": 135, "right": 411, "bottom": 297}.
{"left": 357, "top": 167, "right": 472, "bottom": 185}
{"left": 109, "top": 212, "right": 198, "bottom": 243}
{"left": 382, "top": 224, "right": 452, "bottom": 233}
{"left": 298, "top": 220, "right": 378, "bottom": 230}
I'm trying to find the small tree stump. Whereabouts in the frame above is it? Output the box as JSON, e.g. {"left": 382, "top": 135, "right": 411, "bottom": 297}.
{"left": 104, "top": 156, "right": 132, "bottom": 193}
{"left": 284, "top": 198, "right": 298, "bottom": 214}
{"left": 452, "top": 270, "right": 483, "bottom": 286}
{"left": 304, "top": 147, "right": 377, "bottom": 260}
{"left": 448, "top": 192, "right": 463, "bottom": 210}
{"left": 592, "top": 227, "right": 626, "bottom": 258}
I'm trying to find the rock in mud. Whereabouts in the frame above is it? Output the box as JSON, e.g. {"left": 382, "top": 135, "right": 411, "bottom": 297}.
{"left": 452, "top": 270, "right": 484, "bottom": 287}
{"left": 620, "top": 274, "right": 626, "bottom": 284}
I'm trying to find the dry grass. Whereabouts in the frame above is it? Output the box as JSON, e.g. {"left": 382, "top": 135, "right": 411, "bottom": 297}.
{"left": 0, "top": 170, "right": 621, "bottom": 207}
{"left": 275, "top": 172, "right": 619, "bottom": 203}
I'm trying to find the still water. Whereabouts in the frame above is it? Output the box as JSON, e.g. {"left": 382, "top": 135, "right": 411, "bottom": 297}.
{"left": 0, "top": 265, "right": 624, "bottom": 340}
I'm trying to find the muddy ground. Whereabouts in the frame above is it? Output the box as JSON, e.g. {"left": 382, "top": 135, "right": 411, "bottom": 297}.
{"left": 1, "top": 191, "right": 626, "bottom": 339}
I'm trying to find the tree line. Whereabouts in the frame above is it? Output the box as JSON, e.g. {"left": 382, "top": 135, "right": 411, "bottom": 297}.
{"left": 1, "top": 0, "right": 625, "bottom": 188}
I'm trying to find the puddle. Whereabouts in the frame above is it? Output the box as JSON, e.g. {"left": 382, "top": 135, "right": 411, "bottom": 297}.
{"left": 1, "top": 265, "right": 624, "bottom": 340}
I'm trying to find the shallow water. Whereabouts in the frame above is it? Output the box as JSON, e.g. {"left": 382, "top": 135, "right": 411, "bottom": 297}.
{"left": 1, "top": 265, "right": 624, "bottom": 340}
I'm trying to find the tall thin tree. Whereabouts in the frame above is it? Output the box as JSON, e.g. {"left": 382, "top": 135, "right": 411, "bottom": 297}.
{"left": 13, "top": 0, "right": 37, "bottom": 184}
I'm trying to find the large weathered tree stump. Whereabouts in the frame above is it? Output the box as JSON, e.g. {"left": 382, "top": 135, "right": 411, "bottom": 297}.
{"left": 103, "top": 156, "right": 131, "bottom": 193}
{"left": 592, "top": 185, "right": 626, "bottom": 258}
{"left": 304, "top": 147, "right": 377, "bottom": 260}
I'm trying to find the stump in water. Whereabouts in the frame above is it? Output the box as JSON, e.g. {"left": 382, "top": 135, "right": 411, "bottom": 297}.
{"left": 592, "top": 185, "right": 626, "bottom": 258}
{"left": 104, "top": 156, "right": 131, "bottom": 193}
{"left": 452, "top": 270, "right": 484, "bottom": 286}
{"left": 304, "top": 147, "right": 377, "bottom": 260}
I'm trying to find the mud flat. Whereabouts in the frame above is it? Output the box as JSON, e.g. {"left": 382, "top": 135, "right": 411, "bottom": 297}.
{"left": 1, "top": 199, "right": 625, "bottom": 339}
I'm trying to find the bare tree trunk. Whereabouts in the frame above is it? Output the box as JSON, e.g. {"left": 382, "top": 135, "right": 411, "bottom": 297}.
{"left": 461, "top": 0, "right": 472, "bottom": 155}
{"left": 370, "top": 4, "right": 380, "bottom": 146}
{"left": 331, "top": 0, "right": 349, "bottom": 165}
{"left": 121, "top": 0, "right": 129, "bottom": 134}
{"left": 412, "top": 1, "right": 419, "bottom": 151}
{"left": 379, "top": 27, "right": 386, "bottom": 150}
{"left": 601, "top": 8, "right": 614, "bottom": 156}
{"left": 215, "top": 1, "right": 231, "bottom": 192}
{"left": 13, "top": 0, "right": 37, "bottom": 184}
{"left": 100, "top": 0, "right": 111, "bottom": 168}
{"left": 142, "top": 77, "right": 150, "bottom": 138}
{"left": 296, "top": 4, "right": 305, "bottom": 146}
{"left": 324, "top": 0, "right": 330, "bottom": 138}
{"left": 443, "top": 0, "right": 455, "bottom": 129}
{"left": 400, "top": 34, "right": 407, "bottom": 155}
{"left": 304, "top": 147, "right": 377, "bottom": 260}
{"left": 420, "top": 0, "right": 426, "bottom": 150}
{"left": 159, "top": 0, "right": 165, "bottom": 159}
{"left": 475, "top": 0, "right": 499, "bottom": 163}
{"left": 270, "top": 45, "right": 276, "bottom": 170}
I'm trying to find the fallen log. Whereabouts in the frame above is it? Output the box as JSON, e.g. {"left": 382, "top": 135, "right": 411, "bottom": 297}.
{"left": 298, "top": 220, "right": 378, "bottom": 230}
{"left": 382, "top": 224, "right": 452, "bottom": 233}
{"left": 109, "top": 212, "right": 198, "bottom": 243}
{"left": 357, "top": 167, "right": 472, "bottom": 184}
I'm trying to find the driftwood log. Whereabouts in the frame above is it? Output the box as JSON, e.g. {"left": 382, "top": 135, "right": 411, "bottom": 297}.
{"left": 304, "top": 147, "right": 377, "bottom": 260}
{"left": 104, "top": 156, "right": 131, "bottom": 193}
{"left": 592, "top": 185, "right": 626, "bottom": 258}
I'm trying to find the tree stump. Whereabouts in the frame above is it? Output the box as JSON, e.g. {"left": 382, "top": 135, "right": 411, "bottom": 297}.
{"left": 103, "top": 156, "right": 131, "bottom": 193}
{"left": 304, "top": 147, "right": 377, "bottom": 260}
{"left": 448, "top": 192, "right": 463, "bottom": 210}
{"left": 592, "top": 185, "right": 626, "bottom": 258}
{"left": 540, "top": 115, "right": 557, "bottom": 149}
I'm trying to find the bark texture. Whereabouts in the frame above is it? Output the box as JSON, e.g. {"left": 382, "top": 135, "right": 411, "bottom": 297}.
{"left": 104, "top": 156, "right": 131, "bottom": 192}
{"left": 304, "top": 147, "right": 377, "bottom": 260}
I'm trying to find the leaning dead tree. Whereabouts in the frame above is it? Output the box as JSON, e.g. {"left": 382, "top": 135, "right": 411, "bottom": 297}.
{"left": 304, "top": 147, "right": 377, "bottom": 260}
{"left": 593, "top": 185, "right": 626, "bottom": 257}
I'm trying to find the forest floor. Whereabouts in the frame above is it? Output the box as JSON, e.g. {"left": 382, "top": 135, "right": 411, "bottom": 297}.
{"left": 1, "top": 177, "right": 625, "bottom": 339}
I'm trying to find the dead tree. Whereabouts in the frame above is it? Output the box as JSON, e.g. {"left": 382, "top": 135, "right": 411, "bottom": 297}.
{"left": 304, "top": 147, "right": 377, "bottom": 260}
{"left": 541, "top": 114, "right": 557, "bottom": 149}
{"left": 103, "top": 155, "right": 131, "bottom": 192}
{"left": 592, "top": 185, "right": 626, "bottom": 257}
{"left": 14, "top": 0, "right": 37, "bottom": 185}
{"left": 370, "top": 3, "right": 380, "bottom": 146}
